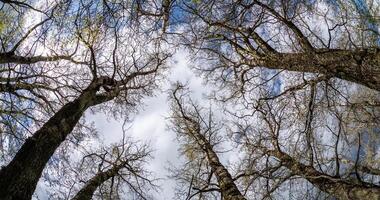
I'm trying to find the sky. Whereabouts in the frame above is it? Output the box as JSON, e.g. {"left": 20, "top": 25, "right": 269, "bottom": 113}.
{"left": 85, "top": 50, "right": 208, "bottom": 200}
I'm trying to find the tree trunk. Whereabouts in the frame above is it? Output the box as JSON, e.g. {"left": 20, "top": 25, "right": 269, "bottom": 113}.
{"left": 250, "top": 49, "right": 380, "bottom": 91}
{"left": 191, "top": 131, "right": 246, "bottom": 200}
{"left": 0, "top": 79, "right": 111, "bottom": 200}
{"left": 268, "top": 150, "right": 380, "bottom": 200}
{"left": 71, "top": 164, "right": 122, "bottom": 200}
{"left": 0, "top": 52, "right": 72, "bottom": 64}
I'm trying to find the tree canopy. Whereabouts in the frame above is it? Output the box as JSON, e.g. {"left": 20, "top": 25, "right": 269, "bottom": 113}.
{"left": 0, "top": 0, "right": 379, "bottom": 199}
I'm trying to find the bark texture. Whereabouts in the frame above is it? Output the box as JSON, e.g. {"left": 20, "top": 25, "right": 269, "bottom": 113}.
{"left": 71, "top": 164, "right": 123, "bottom": 200}
{"left": 249, "top": 49, "right": 380, "bottom": 91}
{"left": 192, "top": 131, "right": 246, "bottom": 200}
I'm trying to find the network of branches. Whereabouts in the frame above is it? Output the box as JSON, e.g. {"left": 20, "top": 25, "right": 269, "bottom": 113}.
{"left": 0, "top": 0, "right": 379, "bottom": 200}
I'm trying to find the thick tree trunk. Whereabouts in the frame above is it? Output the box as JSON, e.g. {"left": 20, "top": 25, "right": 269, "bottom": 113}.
{"left": 268, "top": 150, "right": 380, "bottom": 200}
{"left": 71, "top": 164, "right": 122, "bottom": 200}
{"left": 0, "top": 79, "right": 112, "bottom": 200}
{"left": 191, "top": 131, "right": 246, "bottom": 200}
{"left": 0, "top": 52, "right": 72, "bottom": 64}
{"left": 250, "top": 49, "right": 380, "bottom": 91}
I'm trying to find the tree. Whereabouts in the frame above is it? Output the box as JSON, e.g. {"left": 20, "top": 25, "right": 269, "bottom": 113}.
{"left": 226, "top": 79, "right": 380, "bottom": 199}
{"left": 168, "top": 81, "right": 380, "bottom": 199}
{"left": 0, "top": 0, "right": 170, "bottom": 199}
{"left": 48, "top": 135, "right": 156, "bottom": 200}
{"left": 170, "top": 2, "right": 380, "bottom": 198}
{"left": 169, "top": 84, "right": 246, "bottom": 200}
{"left": 1, "top": 0, "right": 380, "bottom": 199}
{"left": 177, "top": 0, "right": 380, "bottom": 92}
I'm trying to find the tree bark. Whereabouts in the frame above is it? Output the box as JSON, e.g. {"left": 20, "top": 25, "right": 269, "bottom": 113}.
{"left": 71, "top": 164, "right": 123, "bottom": 200}
{"left": 249, "top": 48, "right": 380, "bottom": 91}
{"left": 0, "top": 78, "right": 114, "bottom": 200}
{"left": 268, "top": 150, "right": 380, "bottom": 200}
{"left": 0, "top": 52, "right": 74, "bottom": 64}
{"left": 190, "top": 130, "right": 246, "bottom": 200}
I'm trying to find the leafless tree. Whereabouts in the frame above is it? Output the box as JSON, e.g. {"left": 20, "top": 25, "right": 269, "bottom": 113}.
{"left": 175, "top": 0, "right": 380, "bottom": 94}
{"left": 167, "top": 2, "right": 380, "bottom": 198}
{"left": 0, "top": 0, "right": 171, "bottom": 199}
{"left": 168, "top": 79, "right": 380, "bottom": 199}
{"left": 228, "top": 80, "right": 380, "bottom": 199}
{"left": 47, "top": 135, "right": 157, "bottom": 200}
{"left": 169, "top": 84, "right": 246, "bottom": 200}
{"left": 1, "top": 0, "right": 380, "bottom": 199}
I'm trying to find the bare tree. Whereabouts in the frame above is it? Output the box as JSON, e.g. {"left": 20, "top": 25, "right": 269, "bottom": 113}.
{"left": 0, "top": 0, "right": 171, "bottom": 199}
{"left": 167, "top": 79, "right": 379, "bottom": 200}
{"left": 169, "top": 84, "right": 246, "bottom": 200}
{"left": 1, "top": 0, "right": 380, "bottom": 199}
{"left": 48, "top": 136, "right": 156, "bottom": 200}
{"left": 229, "top": 81, "right": 380, "bottom": 199}
{"left": 167, "top": 2, "right": 380, "bottom": 198}
{"left": 176, "top": 0, "right": 380, "bottom": 92}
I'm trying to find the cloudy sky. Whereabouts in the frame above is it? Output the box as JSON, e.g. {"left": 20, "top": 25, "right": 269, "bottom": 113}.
{"left": 86, "top": 49, "right": 209, "bottom": 199}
